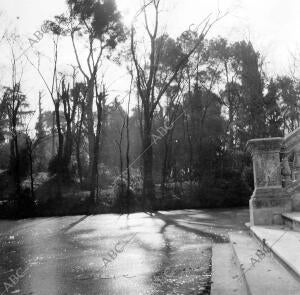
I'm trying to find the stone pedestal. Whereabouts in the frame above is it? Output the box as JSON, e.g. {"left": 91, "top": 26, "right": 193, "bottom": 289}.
{"left": 293, "top": 147, "right": 300, "bottom": 181}
{"left": 247, "top": 138, "right": 291, "bottom": 225}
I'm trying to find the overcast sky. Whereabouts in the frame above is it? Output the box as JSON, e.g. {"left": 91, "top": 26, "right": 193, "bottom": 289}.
{"left": 1, "top": 0, "right": 300, "bottom": 114}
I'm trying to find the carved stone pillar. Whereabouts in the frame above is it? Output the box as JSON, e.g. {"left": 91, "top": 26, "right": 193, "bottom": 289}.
{"left": 293, "top": 148, "right": 300, "bottom": 181}
{"left": 281, "top": 154, "right": 292, "bottom": 187}
{"left": 247, "top": 138, "right": 291, "bottom": 225}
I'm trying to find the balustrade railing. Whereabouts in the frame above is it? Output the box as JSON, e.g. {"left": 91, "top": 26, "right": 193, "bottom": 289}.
{"left": 281, "top": 128, "right": 300, "bottom": 193}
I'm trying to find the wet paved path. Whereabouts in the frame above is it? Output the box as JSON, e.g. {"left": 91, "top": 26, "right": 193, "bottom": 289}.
{"left": 0, "top": 209, "right": 249, "bottom": 295}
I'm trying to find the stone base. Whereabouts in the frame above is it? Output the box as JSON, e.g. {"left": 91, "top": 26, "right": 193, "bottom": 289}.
{"left": 250, "top": 188, "right": 292, "bottom": 226}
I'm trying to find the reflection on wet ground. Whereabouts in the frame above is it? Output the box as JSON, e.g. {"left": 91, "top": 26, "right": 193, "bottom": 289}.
{"left": 0, "top": 208, "right": 249, "bottom": 294}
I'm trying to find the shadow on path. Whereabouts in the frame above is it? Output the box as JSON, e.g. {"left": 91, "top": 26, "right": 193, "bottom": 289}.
{"left": 151, "top": 211, "right": 229, "bottom": 243}
{"left": 60, "top": 215, "right": 90, "bottom": 233}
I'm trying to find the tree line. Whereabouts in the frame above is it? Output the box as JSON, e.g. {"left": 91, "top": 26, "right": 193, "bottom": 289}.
{"left": 0, "top": 0, "right": 299, "bottom": 215}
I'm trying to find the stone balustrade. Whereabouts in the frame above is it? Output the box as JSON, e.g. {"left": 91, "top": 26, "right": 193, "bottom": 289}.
{"left": 282, "top": 128, "right": 300, "bottom": 210}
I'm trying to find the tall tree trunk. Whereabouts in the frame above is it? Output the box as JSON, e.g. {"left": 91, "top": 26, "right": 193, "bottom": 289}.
{"left": 161, "top": 138, "right": 169, "bottom": 198}
{"left": 54, "top": 102, "right": 63, "bottom": 197}
{"left": 228, "top": 99, "right": 234, "bottom": 151}
{"left": 87, "top": 79, "right": 95, "bottom": 186}
{"left": 185, "top": 115, "right": 193, "bottom": 183}
{"left": 27, "top": 141, "right": 35, "bottom": 201}
{"left": 118, "top": 144, "right": 124, "bottom": 212}
{"left": 11, "top": 132, "right": 21, "bottom": 196}
{"left": 161, "top": 130, "right": 174, "bottom": 198}
{"left": 117, "top": 118, "right": 125, "bottom": 213}
{"left": 126, "top": 115, "right": 130, "bottom": 213}
{"left": 52, "top": 111, "right": 55, "bottom": 158}
{"left": 63, "top": 121, "right": 73, "bottom": 177}
{"left": 76, "top": 142, "right": 83, "bottom": 186}
{"left": 142, "top": 115, "right": 154, "bottom": 210}
{"left": 126, "top": 75, "right": 132, "bottom": 214}
{"left": 90, "top": 94, "right": 103, "bottom": 202}
{"left": 76, "top": 103, "right": 85, "bottom": 187}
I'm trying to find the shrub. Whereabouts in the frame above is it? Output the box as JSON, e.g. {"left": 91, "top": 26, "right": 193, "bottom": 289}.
{"left": 0, "top": 143, "right": 10, "bottom": 169}
{"left": 112, "top": 177, "right": 127, "bottom": 199}
{"left": 48, "top": 155, "right": 74, "bottom": 181}
{"left": 111, "top": 169, "right": 143, "bottom": 212}
{"left": 241, "top": 166, "right": 254, "bottom": 191}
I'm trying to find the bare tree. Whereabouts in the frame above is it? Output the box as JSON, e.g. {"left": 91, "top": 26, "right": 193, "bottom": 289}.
{"left": 25, "top": 32, "right": 65, "bottom": 195}
{"left": 3, "top": 38, "right": 30, "bottom": 197}
{"left": 113, "top": 99, "right": 126, "bottom": 211}
{"left": 130, "top": 0, "right": 223, "bottom": 209}
{"left": 74, "top": 85, "right": 87, "bottom": 187}
{"left": 56, "top": 0, "right": 126, "bottom": 199}
{"left": 125, "top": 69, "right": 134, "bottom": 213}
{"left": 90, "top": 85, "right": 107, "bottom": 202}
